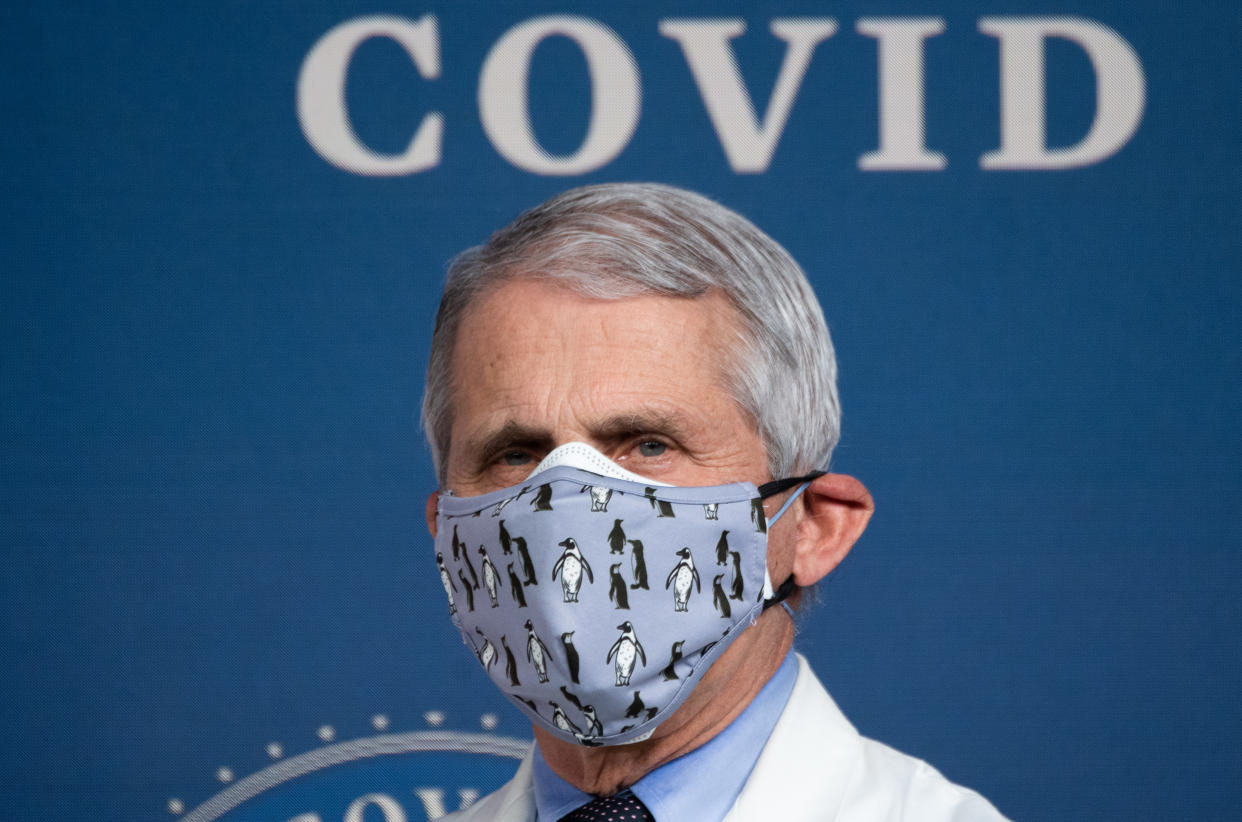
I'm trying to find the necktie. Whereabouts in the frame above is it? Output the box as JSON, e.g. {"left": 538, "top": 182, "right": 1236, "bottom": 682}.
{"left": 557, "top": 789, "right": 656, "bottom": 822}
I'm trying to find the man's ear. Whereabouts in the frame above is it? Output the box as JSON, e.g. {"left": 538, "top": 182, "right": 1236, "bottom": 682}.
{"left": 425, "top": 491, "right": 440, "bottom": 538}
{"left": 792, "top": 473, "right": 874, "bottom": 586}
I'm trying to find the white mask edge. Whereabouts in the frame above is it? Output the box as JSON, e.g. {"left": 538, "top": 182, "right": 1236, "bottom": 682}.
{"left": 532, "top": 441, "right": 672, "bottom": 486}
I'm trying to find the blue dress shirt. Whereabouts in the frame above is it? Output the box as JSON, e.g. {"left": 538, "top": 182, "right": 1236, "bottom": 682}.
{"left": 532, "top": 648, "right": 799, "bottom": 821}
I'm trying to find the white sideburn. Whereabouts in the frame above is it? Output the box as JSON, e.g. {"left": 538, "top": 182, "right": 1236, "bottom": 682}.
{"left": 533, "top": 442, "right": 778, "bottom": 602}
{"left": 532, "top": 441, "right": 673, "bottom": 485}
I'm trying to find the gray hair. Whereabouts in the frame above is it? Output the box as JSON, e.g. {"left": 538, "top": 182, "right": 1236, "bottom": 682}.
{"left": 421, "top": 183, "right": 840, "bottom": 484}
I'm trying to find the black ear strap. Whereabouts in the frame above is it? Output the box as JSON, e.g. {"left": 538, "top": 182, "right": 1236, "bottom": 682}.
{"left": 756, "top": 471, "right": 826, "bottom": 499}
{"left": 755, "top": 472, "right": 824, "bottom": 611}
{"left": 762, "top": 574, "right": 798, "bottom": 610}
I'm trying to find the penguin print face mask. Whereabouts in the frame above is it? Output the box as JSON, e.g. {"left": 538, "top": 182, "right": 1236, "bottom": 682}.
{"left": 432, "top": 442, "right": 820, "bottom": 747}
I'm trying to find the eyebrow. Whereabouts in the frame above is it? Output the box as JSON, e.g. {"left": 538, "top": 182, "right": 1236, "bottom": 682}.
{"left": 461, "top": 410, "right": 696, "bottom": 465}
{"left": 589, "top": 411, "right": 694, "bottom": 443}
{"left": 463, "top": 420, "right": 556, "bottom": 466}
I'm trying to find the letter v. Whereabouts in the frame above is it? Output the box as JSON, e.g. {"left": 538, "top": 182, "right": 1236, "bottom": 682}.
{"left": 660, "top": 18, "right": 837, "bottom": 173}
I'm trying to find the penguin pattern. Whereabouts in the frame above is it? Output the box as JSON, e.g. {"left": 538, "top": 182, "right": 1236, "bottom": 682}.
{"left": 607, "top": 519, "right": 626, "bottom": 554}
{"left": 501, "top": 635, "right": 520, "bottom": 686}
{"left": 751, "top": 498, "right": 767, "bottom": 533}
{"left": 515, "top": 536, "right": 537, "bottom": 585}
{"left": 524, "top": 619, "right": 552, "bottom": 683}
{"left": 549, "top": 702, "right": 582, "bottom": 735}
{"left": 561, "top": 631, "right": 581, "bottom": 684}
{"left": 531, "top": 484, "right": 554, "bottom": 511}
{"left": 607, "top": 621, "right": 646, "bottom": 686}
{"left": 560, "top": 684, "right": 586, "bottom": 711}
{"left": 457, "top": 568, "right": 475, "bottom": 612}
{"left": 459, "top": 539, "right": 480, "bottom": 590}
{"left": 492, "top": 494, "right": 519, "bottom": 517}
{"left": 608, "top": 562, "right": 630, "bottom": 610}
{"left": 581, "top": 705, "right": 604, "bottom": 737}
{"left": 729, "top": 551, "right": 744, "bottom": 601}
{"left": 507, "top": 563, "right": 528, "bottom": 608}
{"left": 475, "top": 628, "right": 497, "bottom": 672}
{"left": 665, "top": 546, "right": 701, "bottom": 612}
{"left": 628, "top": 539, "right": 649, "bottom": 589}
{"left": 479, "top": 546, "right": 500, "bottom": 607}
{"left": 584, "top": 485, "right": 613, "bottom": 512}
{"left": 712, "top": 573, "right": 732, "bottom": 618}
{"left": 436, "top": 474, "right": 770, "bottom": 744}
{"left": 436, "top": 553, "right": 457, "bottom": 614}
{"left": 624, "top": 690, "right": 645, "bottom": 719}
{"left": 661, "top": 640, "right": 684, "bottom": 681}
{"left": 644, "top": 487, "right": 676, "bottom": 517}
{"left": 551, "top": 537, "right": 593, "bottom": 602}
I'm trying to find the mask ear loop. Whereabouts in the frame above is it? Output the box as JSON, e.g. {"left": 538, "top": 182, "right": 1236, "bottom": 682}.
{"left": 767, "top": 478, "right": 816, "bottom": 526}
{"left": 759, "top": 475, "right": 822, "bottom": 609}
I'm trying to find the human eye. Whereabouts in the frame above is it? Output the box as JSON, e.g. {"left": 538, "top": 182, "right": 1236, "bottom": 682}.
{"left": 500, "top": 449, "right": 534, "bottom": 467}
{"left": 617, "top": 435, "right": 677, "bottom": 471}
{"left": 475, "top": 443, "right": 546, "bottom": 489}
{"left": 636, "top": 440, "right": 667, "bottom": 457}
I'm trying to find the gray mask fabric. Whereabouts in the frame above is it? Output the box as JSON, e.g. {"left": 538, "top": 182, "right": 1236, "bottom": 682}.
{"left": 432, "top": 443, "right": 815, "bottom": 746}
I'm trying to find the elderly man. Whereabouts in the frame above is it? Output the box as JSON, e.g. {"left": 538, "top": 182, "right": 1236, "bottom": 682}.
{"left": 422, "top": 184, "right": 1007, "bottom": 821}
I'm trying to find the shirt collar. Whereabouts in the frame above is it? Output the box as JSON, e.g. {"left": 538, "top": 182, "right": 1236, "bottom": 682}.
{"left": 532, "top": 648, "right": 799, "bottom": 821}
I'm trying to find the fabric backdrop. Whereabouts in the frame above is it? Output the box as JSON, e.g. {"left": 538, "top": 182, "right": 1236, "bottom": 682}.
{"left": 2, "top": 2, "right": 1238, "bottom": 820}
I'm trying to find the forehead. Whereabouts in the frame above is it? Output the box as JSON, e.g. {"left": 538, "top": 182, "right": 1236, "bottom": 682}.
{"left": 447, "top": 277, "right": 742, "bottom": 433}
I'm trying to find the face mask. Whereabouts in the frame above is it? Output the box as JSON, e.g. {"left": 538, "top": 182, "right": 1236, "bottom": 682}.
{"left": 432, "top": 442, "right": 821, "bottom": 747}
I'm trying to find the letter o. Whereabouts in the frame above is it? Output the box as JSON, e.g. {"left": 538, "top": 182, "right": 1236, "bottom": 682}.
{"left": 479, "top": 16, "right": 640, "bottom": 175}
{"left": 344, "top": 793, "right": 407, "bottom": 822}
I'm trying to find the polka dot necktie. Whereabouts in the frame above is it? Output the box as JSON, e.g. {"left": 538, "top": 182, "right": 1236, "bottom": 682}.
{"left": 556, "top": 789, "right": 656, "bottom": 822}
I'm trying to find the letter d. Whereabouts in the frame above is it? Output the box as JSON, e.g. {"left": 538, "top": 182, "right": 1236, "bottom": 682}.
{"left": 980, "top": 16, "right": 1145, "bottom": 169}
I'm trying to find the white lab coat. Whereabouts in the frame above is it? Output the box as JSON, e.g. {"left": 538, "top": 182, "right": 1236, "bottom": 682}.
{"left": 445, "top": 655, "right": 1009, "bottom": 821}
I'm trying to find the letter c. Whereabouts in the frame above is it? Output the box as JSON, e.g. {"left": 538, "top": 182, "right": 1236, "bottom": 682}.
{"left": 297, "top": 15, "right": 442, "bottom": 175}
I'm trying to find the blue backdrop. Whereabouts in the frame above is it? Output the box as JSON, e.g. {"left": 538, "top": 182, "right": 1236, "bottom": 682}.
{"left": 2, "top": 2, "right": 1238, "bottom": 820}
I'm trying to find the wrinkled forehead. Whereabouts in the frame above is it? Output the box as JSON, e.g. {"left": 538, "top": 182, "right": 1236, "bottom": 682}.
{"left": 461, "top": 272, "right": 738, "bottom": 352}
{"left": 453, "top": 272, "right": 745, "bottom": 363}
{"left": 446, "top": 277, "right": 749, "bottom": 432}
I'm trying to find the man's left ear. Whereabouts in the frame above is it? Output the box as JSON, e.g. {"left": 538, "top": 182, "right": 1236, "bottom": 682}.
{"left": 792, "top": 473, "right": 874, "bottom": 586}
{"left": 425, "top": 491, "right": 440, "bottom": 538}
